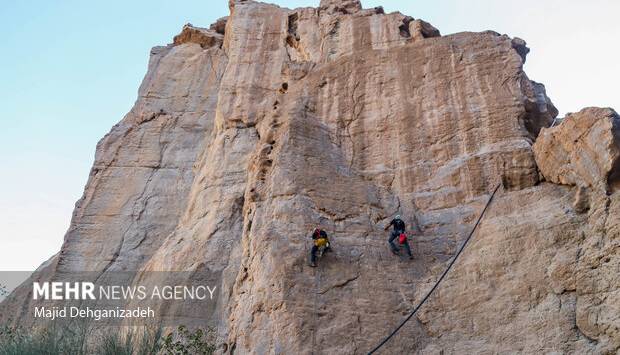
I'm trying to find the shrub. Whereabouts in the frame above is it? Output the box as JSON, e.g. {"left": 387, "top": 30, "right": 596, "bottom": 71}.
{"left": 0, "top": 322, "right": 166, "bottom": 355}
{"left": 161, "top": 325, "right": 216, "bottom": 355}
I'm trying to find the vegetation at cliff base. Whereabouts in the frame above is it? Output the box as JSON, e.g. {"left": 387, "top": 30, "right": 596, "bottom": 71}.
{"left": 0, "top": 322, "right": 215, "bottom": 355}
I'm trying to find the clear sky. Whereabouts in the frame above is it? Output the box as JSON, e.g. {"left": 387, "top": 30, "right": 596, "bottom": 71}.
{"left": 1, "top": 0, "right": 618, "bottom": 272}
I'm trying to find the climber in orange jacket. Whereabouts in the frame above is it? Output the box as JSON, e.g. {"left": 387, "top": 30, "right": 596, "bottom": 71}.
{"left": 309, "top": 227, "right": 331, "bottom": 267}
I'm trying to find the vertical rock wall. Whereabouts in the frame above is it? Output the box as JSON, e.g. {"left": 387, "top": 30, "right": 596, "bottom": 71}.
{"left": 2, "top": 1, "right": 618, "bottom": 354}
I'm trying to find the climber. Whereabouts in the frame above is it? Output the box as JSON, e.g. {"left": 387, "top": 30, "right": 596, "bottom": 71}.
{"left": 384, "top": 215, "right": 413, "bottom": 259}
{"left": 309, "top": 227, "right": 331, "bottom": 267}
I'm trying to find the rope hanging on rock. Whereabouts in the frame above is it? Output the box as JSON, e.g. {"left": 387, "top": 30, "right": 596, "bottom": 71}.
{"left": 367, "top": 183, "right": 501, "bottom": 354}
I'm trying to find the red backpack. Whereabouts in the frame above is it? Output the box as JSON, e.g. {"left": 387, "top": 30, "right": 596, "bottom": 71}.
{"left": 398, "top": 233, "right": 407, "bottom": 244}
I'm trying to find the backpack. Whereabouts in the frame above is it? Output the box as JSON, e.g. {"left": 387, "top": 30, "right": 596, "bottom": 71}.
{"left": 398, "top": 233, "right": 407, "bottom": 244}
{"left": 315, "top": 237, "right": 328, "bottom": 248}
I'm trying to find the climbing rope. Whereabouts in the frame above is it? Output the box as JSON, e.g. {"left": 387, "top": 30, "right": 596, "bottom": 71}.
{"left": 367, "top": 183, "right": 502, "bottom": 354}
{"left": 311, "top": 253, "right": 322, "bottom": 355}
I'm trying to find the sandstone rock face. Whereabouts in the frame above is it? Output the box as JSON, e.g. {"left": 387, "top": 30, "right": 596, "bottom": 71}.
{"left": 2, "top": 0, "right": 619, "bottom": 354}
{"left": 534, "top": 107, "right": 620, "bottom": 192}
{"left": 173, "top": 24, "right": 224, "bottom": 48}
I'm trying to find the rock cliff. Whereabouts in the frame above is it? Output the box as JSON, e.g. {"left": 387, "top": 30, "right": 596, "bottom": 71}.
{"left": 2, "top": 0, "right": 619, "bottom": 353}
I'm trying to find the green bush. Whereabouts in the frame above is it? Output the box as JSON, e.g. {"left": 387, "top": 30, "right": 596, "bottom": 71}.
{"left": 0, "top": 323, "right": 167, "bottom": 355}
{"left": 0, "top": 322, "right": 216, "bottom": 355}
{"left": 161, "top": 325, "right": 216, "bottom": 355}
{"left": 0, "top": 323, "right": 78, "bottom": 355}
{"left": 94, "top": 327, "right": 163, "bottom": 355}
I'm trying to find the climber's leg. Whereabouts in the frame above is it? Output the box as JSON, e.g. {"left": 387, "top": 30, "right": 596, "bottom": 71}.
{"left": 310, "top": 245, "right": 318, "bottom": 266}
{"left": 388, "top": 231, "right": 400, "bottom": 254}
{"left": 402, "top": 240, "right": 413, "bottom": 259}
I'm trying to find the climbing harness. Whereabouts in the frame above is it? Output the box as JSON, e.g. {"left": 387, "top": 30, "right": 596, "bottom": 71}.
{"left": 367, "top": 183, "right": 501, "bottom": 354}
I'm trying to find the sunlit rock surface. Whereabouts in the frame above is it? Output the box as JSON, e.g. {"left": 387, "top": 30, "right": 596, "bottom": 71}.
{"left": 2, "top": 0, "right": 618, "bottom": 353}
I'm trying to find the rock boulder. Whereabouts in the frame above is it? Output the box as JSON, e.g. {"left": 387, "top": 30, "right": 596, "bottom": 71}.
{"left": 534, "top": 107, "right": 620, "bottom": 192}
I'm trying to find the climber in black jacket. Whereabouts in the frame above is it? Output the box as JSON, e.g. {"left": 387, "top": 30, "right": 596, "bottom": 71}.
{"left": 384, "top": 215, "right": 413, "bottom": 259}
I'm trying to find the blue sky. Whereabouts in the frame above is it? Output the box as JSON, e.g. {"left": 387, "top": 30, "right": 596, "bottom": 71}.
{"left": 1, "top": 0, "right": 618, "bottom": 271}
